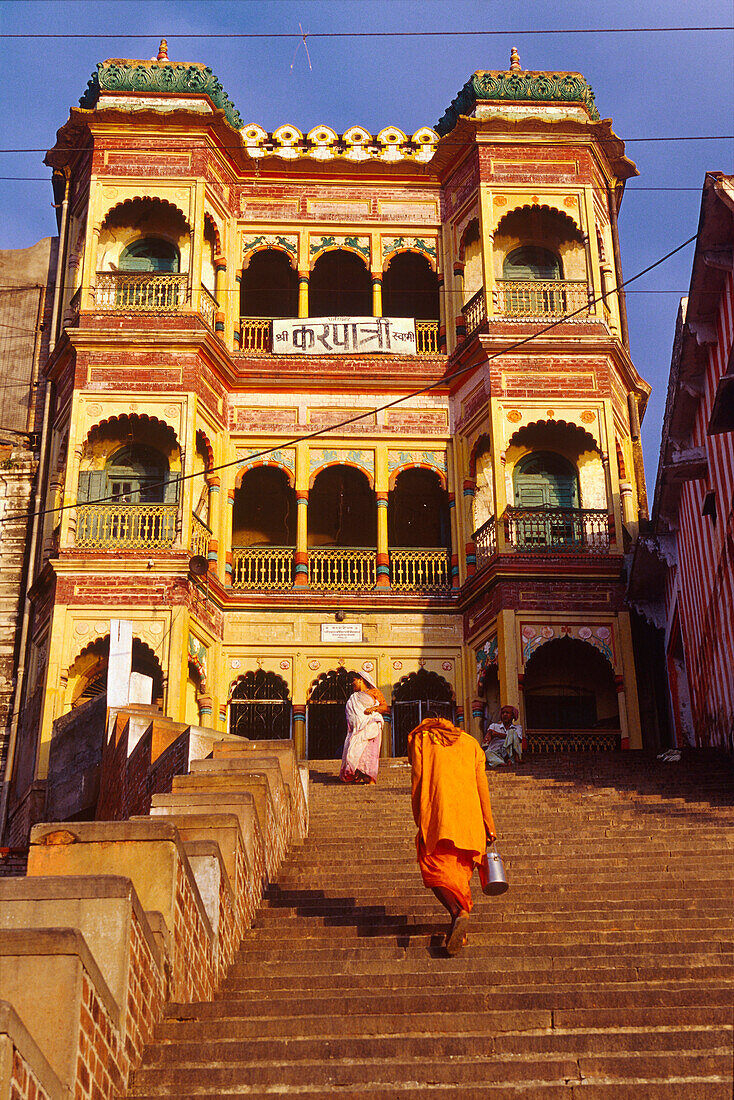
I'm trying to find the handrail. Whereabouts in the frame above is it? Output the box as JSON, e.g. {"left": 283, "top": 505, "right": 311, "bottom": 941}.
{"left": 390, "top": 548, "right": 450, "bottom": 594}
{"left": 199, "top": 284, "right": 218, "bottom": 330}
{"left": 473, "top": 517, "right": 497, "bottom": 569}
{"left": 76, "top": 503, "right": 177, "bottom": 549}
{"left": 232, "top": 546, "right": 294, "bottom": 589}
{"left": 309, "top": 547, "right": 376, "bottom": 591}
{"left": 494, "top": 279, "right": 590, "bottom": 320}
{"left": 505, "top": 506, "right": 610, "bottom": 551}
{"left": 94, "top": 272, "right": 188, "bottom": 312}
{"left": 461, "top": 288, "right": 486, "bottom": 335}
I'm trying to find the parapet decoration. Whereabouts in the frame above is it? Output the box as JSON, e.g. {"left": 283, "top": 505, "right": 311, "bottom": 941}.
{"left": 79, "top": 59, "right": 244, "bottom": 129}
{"left": 241, "top": 123, "right": 439, "bottom": 163}
{"left": 436, "top": 70, "right": 601, "bottom": 135}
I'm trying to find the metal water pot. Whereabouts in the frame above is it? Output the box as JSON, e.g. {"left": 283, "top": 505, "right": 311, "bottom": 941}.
{"left": 480, "top": 843, "right": 509, "bottom": 896}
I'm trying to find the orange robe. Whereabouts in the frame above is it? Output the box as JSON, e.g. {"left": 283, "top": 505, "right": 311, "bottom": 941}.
{"left": 408, "top": 718, "right": 497, "bottom": 912}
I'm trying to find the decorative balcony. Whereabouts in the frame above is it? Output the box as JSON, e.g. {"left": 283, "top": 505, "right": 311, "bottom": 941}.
{"left": 232, "top": 546, "right": 294, "bottom": 590}
{"left": 494, "top": 280, "right": 590, "bottom": 320}
{"left": 240, "top": 318, "right": 272, "bottom": 354}
{"left": 94, "top": 272, "right": 188, "bottom": 312}
{"left": 309, "top": 548, "right": 376, "bottom": 591}
{"left": 190, "top": 512, "right": 211, "bottom": 559}
{"left": 390, "top": 549, "right": 451, "bottom": 594}
{"left": 199, "top": 285, "right": 218, "bottom": 330}
{"left": 462, "top": 288, "right": 486, "bottom": 336}
{"left": 473, "top": 517, "right": 497, "bottom": 570}
{"left": 415, "top": 321, "right": 440, "bottom": 355}
{"left": 76, "top": 504, "right": 177, "bottom": 549}
{"left": 506, "top": 507, "right": 610, "bottom": 552}
{"left": 239, "top": 318, "right": 441, "bottom": 357}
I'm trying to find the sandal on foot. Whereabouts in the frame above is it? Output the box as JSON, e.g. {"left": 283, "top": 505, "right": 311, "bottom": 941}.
{"left": 446, "top": 910, "right": 470, "bottom": 956}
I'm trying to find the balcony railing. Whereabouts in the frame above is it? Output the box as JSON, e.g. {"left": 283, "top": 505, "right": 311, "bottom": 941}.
{"left": 494, "top": 280, "right": 590, "bottom": 320}
{"left": 506, "top": 507, "right": 610, "bottom": 552}
{"left": 473, "top": 517, "right": 497, "bottom": 570}
{"left": 415, "top": 321, "right": 440, "bottom": 356}
{"left": 76, "top": 504, "right": 177, "bottom": 549}
{"left": 232, "top": 546, "right": 294, "bottom": 589}
{"left": 199, "top": 285, "right": 218, "bottom": 330}
{"left": 462, "top": 288, "right": 486, "bottom": 336}
{"left": 94, "top": 272, "right": 188, "bottom": 312}
{"left": 309, "top": 548, "right": 376, "bottom": 591}
{"left": 240, "top": 318, "right": 272, "bottom": 354}
{"left": 390, "top": 549, "right": 451, "bottom": 594}
{"left": 190, "top": 512, "right": 211, "bottom": 559}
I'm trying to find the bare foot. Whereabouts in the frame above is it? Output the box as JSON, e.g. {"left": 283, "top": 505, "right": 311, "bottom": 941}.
{"left": 446, "top": 910, "right": 470, "bottom": 955}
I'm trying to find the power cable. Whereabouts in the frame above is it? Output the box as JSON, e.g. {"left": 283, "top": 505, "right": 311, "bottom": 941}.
{"left": 0, "top": 27, "right": 732, "bottom": 39}
{"left": 0, "top": 230, "right": 697, "bottom": 527}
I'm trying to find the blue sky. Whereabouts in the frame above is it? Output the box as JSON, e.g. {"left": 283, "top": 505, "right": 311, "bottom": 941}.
{"left": 1, "top": 0, "right": 732, "bottom": 475}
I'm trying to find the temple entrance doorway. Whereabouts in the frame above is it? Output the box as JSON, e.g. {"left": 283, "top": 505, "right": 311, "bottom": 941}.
{"left": 392, "top": 669, "right": 455, "bottom": 756}
{"left": 306, "top": 667, "right": 356, "bottom": 759}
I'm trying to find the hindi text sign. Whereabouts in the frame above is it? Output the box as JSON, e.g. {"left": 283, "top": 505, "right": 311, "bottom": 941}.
{"left": 273, "top": 317, "right": 416, "bottom": 356}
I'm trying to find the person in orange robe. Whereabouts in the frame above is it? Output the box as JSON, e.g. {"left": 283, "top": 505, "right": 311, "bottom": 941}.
{"left": 407, "top": 715, "right": 497, "bottom": 955}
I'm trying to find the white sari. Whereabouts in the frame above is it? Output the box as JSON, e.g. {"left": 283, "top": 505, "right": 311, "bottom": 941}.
{"left": 340, "top": 690, "right": 383, "bottom": 781}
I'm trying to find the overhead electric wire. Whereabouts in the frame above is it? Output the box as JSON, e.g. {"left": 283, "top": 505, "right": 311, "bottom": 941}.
{"left": 0, "top": 229, "right": 697, "bottom": 528}
{"left": 1, "top": 27, "right": 732, "bottom": 40}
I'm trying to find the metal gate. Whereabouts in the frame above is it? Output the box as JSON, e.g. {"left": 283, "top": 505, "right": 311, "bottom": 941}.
{"left": 307, "top": 667, "right": 355, "bottom": 760}
{"left": 392, "top": 699, "right": 454, "bottom": 757}
{"left": 229, "top": 670, "right": 292, "bottom": 740}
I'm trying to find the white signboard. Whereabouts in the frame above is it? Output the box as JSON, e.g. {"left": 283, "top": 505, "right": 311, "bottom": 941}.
{"left": 272, "top": 317, "right": 416, "bottom": 356}
{"left": 320, "top": 623, "right": 364, "bottom": 642}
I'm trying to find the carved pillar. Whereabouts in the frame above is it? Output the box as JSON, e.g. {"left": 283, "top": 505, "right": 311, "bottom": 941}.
{"left": 616, "top": 675, "right": 630, "bottom": 750}
{"left": 372, "top": 273, "right": 383, "bottom": 318}
{"left": 214, "top": 254, "right": 226, "bottom": 336}
{"left": 294, "top": 491, "right": 309, "bottom": 586}
{"left": 454, "top": 260, "right": 465, "bottom": 341}
{"left": 376, "top": 492, "right": 390, "bottom": 588}
{"left": 224, "top": 488, "right": 235, "bottom": 585}
{"left": 207, "top": 476, "right": 220, "bottom": 574}
{"left": 448, "top": 492, "right": 460, "bottom": 590}
{"left": 298, "top": 271, "right": 309, "bottom": 318}
{"left": 463, "top": 478, "right": 476, "bottom": 577}
{"left": 292, "top": 704, "right": 307, "bottom": 759}
{"left": 233, "top": 272, "right": 242, "bottom": 349}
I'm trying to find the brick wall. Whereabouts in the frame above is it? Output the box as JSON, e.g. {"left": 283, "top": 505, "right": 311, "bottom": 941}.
{"left": 9, "top": 1047, "right": 52, "bottom": 1100}
{"left": 75, "top": 971, "right": 124, "bottom": 1100}
{"left": 123, "top": 907, "right": 165, "bottom": 1074}
{"left": 172, "top": 862, "right": 215, "bottom": 1003}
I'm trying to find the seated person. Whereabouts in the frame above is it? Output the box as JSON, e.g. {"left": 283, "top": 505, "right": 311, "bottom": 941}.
{"left": 483, "top": 704, "right": 523, "bottom": 767}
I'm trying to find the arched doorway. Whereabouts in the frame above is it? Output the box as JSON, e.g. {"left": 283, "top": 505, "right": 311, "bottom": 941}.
{"left": 307, "top": 667, "right": 356, "bottom": 760}
{"left": 119, "top": 237, "right": 180, "bottom": 273}
{"left": 308, "top": 466, "right": 376, "bottom": 548}
{"left": 68, "top": 636, "right": 164, "bottom": 711}
{"left": 523, "top": 636, "right": 620, "bottom": 752}
{"left": 392, "top": 669, "right": 455, "bottom": 757}
{"left": 382, "top": 252, "right": 439, "bottom": 320}
{"left": 388, "top": 468, "right": 450, "bottom": 549}
{"left": 240, "top": 250, "right": 298, "bottom": 319}
{"left": 309, "top": 250, "right": 372, "bottom": 317}
{"left": 511, "top": 451, "right": 580, "bottom": 548}
{"left": 229, "top": 671, "right": 292, "bottom": 740}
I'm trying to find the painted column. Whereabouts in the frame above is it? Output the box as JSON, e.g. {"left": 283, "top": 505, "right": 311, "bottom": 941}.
{"left": 454, "top": 260, "right": 466, "bottom": 341}
{"left": 436, "top": 235, "right": 447, "bottom": 353}
{"left": 464, "top": 479, "right": 477, "bottom": 577}
{"left": 214, "top": 254, "right": 226, "bottom": 337}
{"left": 448, "top": 493, "right": 460, "bottom": 590}
{"left": 298, "top": 272, "right": 309, "bottom": 318}
{"left": 478, "top": 183, "right": 496, "bottom": 319}
{"left": 224, "top": 488, "right": 235, "bottom": 585}
{"left": 294, "top": 492, "right": 309, "bottom": 587}
{"left": 233, "top": 272, "right": 242, "bottom": 349}
{"left": 207, "top": 476, "right": 220, "bottom": 574}
{"left": 375, "top": 446, "right": 390, "bottom": 588}
{"left": 372, "top": 273, "right": 383, "bottom": 318}
{"left": 292, "top": 704, "right": 306, "bottom": 760}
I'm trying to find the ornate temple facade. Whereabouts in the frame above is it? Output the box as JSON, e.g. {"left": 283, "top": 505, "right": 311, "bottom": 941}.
{"left": 5, "top": 45, "right": 652, "bottom": 839}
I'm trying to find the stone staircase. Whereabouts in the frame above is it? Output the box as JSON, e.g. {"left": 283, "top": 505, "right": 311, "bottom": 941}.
{"left": 129, "top": 752, "right": 734, "bottom": 1098}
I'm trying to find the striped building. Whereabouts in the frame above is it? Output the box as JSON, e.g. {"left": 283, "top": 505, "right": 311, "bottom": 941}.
{"left": 629, "top": 174, "right": 734, "bottom": 752}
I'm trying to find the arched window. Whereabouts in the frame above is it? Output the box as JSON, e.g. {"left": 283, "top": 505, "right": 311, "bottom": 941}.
{"left": 382, "top": 253, "right": 439, "bottom": 320}
{"left": 309, "top": 250, "right": 372, "bottom": 317}
{"left": 240, "top": 250, "right": 298, "bottom": 318}
{"left": 119, "top": 238, "right": 180, "bottom": 273}
{"left": 229, "top": 671, "right": 292, "bottom": 740}
{"left": 104, "top": 444, "right": 170, "bottom": 504}
{"left": 70, "top": 637, "right": 164, "bottom": 710}
{"left": 392, "top": 669, "right": 454, "bottom": 757}
{"left": 233, "top": 467, "right": 296, "bottom": 547}
{"left": 513, "top": 452, "right": 579, "bottom": 509}
{"left": 309, "top": 466, "right": 376, "bottom": 548}
{"left": 503, "top": 246, "right": 562, "bottom": 281}
{"left": 388, "top": 469, "right": 450, "bottom": 548}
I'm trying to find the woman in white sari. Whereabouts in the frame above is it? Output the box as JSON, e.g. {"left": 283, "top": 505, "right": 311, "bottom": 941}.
{"left": 339, "top": 671, "right": 389, "bottom": 785}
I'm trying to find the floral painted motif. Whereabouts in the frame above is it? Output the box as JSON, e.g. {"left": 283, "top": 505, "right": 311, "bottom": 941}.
{"left": 309, "top": 448, "right": 375, "bottom": 483}
{"left": 310, "top": 235, "right": 370, "bottom": 261}
{"left": 520, "top": 623, "right": 615, "bottom": 668}
{"left": 242, "top": 234, "right": 297, "bottom": 263}
{"left": 382, "top": 236, "right": 438, "bottom": 266}
{"left": 238, "top": 448, "right": 296, "bottom": 482}
{"left": 388, "top": 450, "right": 447, "bottom": 486}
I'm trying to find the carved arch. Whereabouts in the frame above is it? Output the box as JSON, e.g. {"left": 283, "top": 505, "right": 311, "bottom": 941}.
{"left": 493, "top": 201, "right": 583, "bottom": 239}
{"left": 235, "top": 458, "right": 295, "bottom": 489}
{"left": 99, "top": 194, "right": 191, "bottom": 233}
